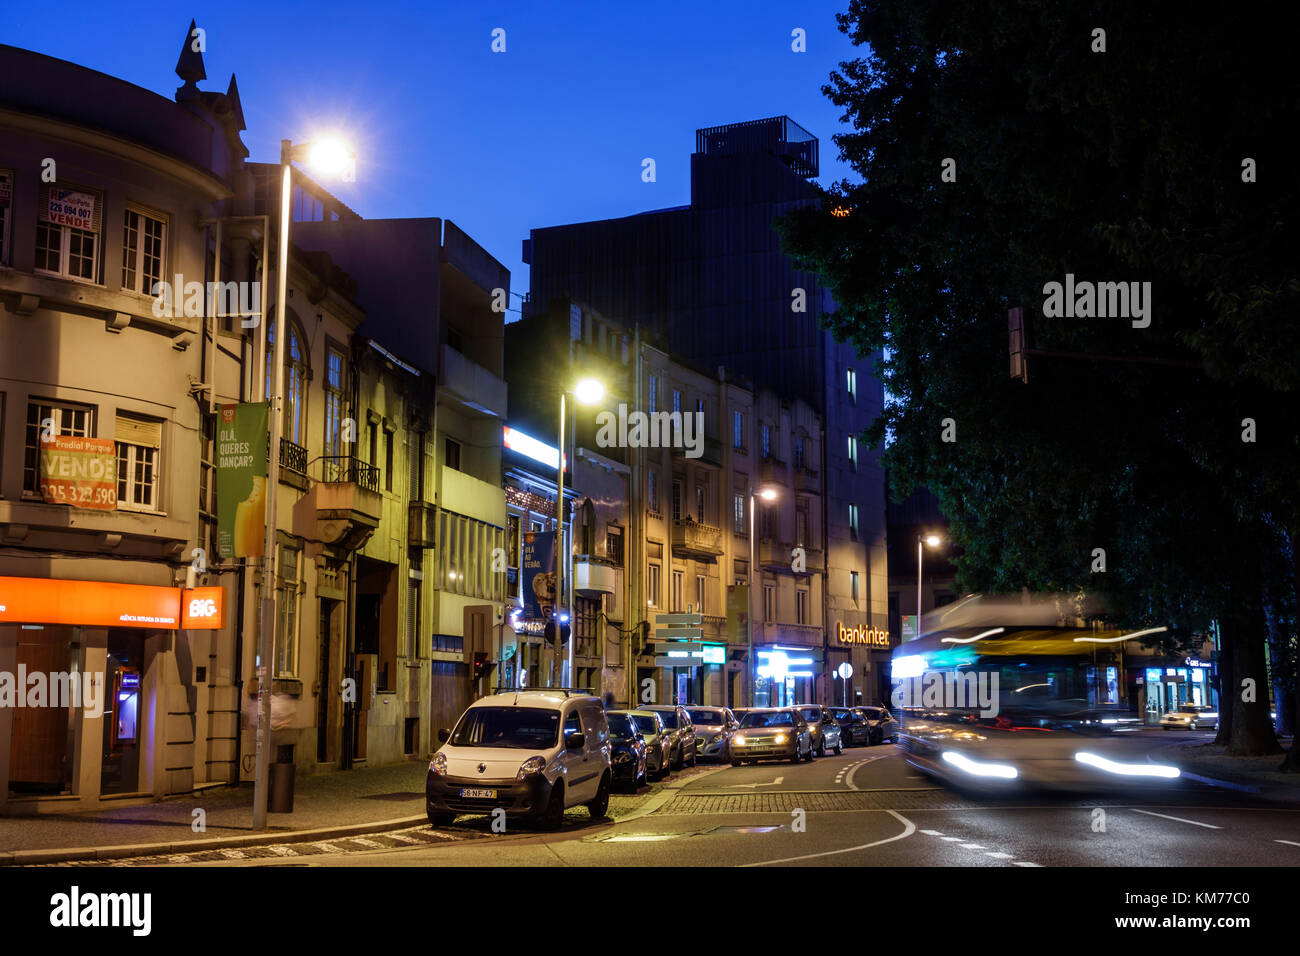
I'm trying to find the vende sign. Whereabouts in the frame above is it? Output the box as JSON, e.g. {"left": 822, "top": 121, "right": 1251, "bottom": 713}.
{"left": 39, "top": 435, "right": 117, "bottom": 510}
{"left": 836, "top": 622, "right": 891, "bottom": 647}
{"left": 45, "top": 188, "right": 96, "bottom": 230}
{"left": 0, "top": 577, "right": 224, "bottom": 630}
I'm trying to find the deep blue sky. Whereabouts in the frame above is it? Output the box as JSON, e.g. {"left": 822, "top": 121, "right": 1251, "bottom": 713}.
{"left": 7, "top": 0, "right": 862, "bottom": 309}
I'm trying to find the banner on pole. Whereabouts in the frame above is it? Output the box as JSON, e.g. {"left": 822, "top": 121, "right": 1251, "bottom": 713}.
{"left": 216, "top": 402, "right": 268, "bottom": 558}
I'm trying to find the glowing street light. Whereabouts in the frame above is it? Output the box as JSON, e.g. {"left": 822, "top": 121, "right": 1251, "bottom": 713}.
{"left": 748, "top": 484, "right": 781, "bottom": 705}
{"left": 917, "top": 533, "right": 943, "bottom": 640}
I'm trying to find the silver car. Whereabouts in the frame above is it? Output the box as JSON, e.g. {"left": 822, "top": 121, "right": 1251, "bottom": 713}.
{"left": 644, "top": 704, "right": 697, "bottom": 769}
{"left": 687, "top": 706, "right": 738, "bottom": 761}
{"left": 625, "top": 710, "right": 673, "bottom": 777}
{"left": 797, "top": 704, "right": 843, "bottom": 756}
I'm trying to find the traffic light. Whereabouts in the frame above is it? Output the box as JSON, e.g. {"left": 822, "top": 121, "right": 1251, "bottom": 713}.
{"left": 543, "top": 621, "right": 571, "bottom": 645}
{"left": 472, "top": 652, "right": 495, "bottom": 683}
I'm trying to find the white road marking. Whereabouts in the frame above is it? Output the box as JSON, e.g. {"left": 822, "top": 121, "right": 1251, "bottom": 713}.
{"left": 218, "top": 849, "right": 246, "bottom": 859}
{"left": 745, "top": 809, "right": 917, "bottom": 866}
{"left": 940, "top": 836, "right": 964, "bottom": 842}
{"left": 985, "top": 852, "right": 1014, "bottom": 859}
{"left": 349, "top": 837, "right": 385, "bottom": 848}
{"left": 725, "top": 776, "right": 785, "bottom": 789}
{"left": 1275, "top": 840, "right": 1300, "bottom": 847}
{"left": 266, "top": 845, "right": 295, "bottom": 856}
{"left": 920, "top": 829, "right": 945, "bottom": 836}
{"left": 1130, "top": 809, "right": 1221, "bottom": 829}
{"left": 1013, "top": 861, "right": 1042, "bottom": 867}
{"left": 959, "top": 843, "right": 986, "bottom": 850}
{"left": 846, "top": 755, "right": 888, "bottom": 791}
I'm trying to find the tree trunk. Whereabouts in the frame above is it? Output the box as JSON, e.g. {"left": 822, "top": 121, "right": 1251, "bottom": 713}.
{"left": 1279, "top": 532, "right": 1300, "bottom": 772}
{"left": 1221, "top": 604, "right": 1283, "bottom": 757}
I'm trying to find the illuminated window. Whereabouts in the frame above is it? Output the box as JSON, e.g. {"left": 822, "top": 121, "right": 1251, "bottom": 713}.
{"left": 267, "top": 317, "right": 308, "bottom": 445}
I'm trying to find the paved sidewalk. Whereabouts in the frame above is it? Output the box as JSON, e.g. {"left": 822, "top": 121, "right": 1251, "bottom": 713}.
{"left": 1, "top": 760, "right": 430, "bottom": 863}
{"left": 1155, "top": 737, "right": 1300, "bottom": 803}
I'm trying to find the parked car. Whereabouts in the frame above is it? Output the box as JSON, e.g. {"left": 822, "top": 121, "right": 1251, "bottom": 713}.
{"left": 731, "top": 708, "right": 814, "bottom": 765}
{"left": 1161, "top": 705, "right": 1218, "bottom": 730}
{"left": 644, "top": 704, "right": 697, "bottom": 768}
{"left": 855, "top": 706, "right": 898, "bottom": 745}
{"left": 830, "top": 706, "right": 874, "bottom": 747}
{"left": 427, "top": 689, "right": 612, "bottom": 830}
{"left": 606, "top": 710, "right": 648, "bottom": 789}
{"left": 687, "top": 706, "right": 738, "bottom": 761}
{"left": 624, "top": 709, "right": 673, "bottom": 778}
{"left": 796, "top": 704, "right": 842, "bottom": 756}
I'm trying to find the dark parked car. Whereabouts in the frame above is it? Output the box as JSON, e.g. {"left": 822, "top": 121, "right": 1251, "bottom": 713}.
{"left": 644, "top": 704, "right": 697, "bottom": 768}
{"left": 829, "top": 707, "right": 874, "bottom": 747}
{"left": 606, "top": 711, "right": 648, "bottom": 789}
{"left": 856, "top": 706, "right": 898, "bottom": 745}
{"left": 796, "top": 704, "right": 842, "bottom": 756}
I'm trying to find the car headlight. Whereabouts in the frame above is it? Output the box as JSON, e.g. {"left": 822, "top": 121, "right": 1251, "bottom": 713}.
{"left": 516, "top": 755, "right": 546, "bottom": 780}
{"left": 774, "top": 733, "right": 788, "bottom": 745}
{"left": 428, "top": 752, "right": 448, "bottom": 776}
{"left": 733, "top": 734, "right": 746, "bottom": 746}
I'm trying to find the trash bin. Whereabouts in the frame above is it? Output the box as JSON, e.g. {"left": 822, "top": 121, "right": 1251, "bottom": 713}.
{"left": 269, "top": 744, "right": 295, "bottom": 813}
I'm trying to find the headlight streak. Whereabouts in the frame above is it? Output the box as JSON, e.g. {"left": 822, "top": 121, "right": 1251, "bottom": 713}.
{"left": 941, "top": 751, "right": 1018, "bottom": 779}
{"left": 1074, "top": 751, "right": 1180, "bottom": 778}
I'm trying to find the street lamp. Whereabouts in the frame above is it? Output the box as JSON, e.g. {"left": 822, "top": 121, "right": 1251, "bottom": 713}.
{"left": 253, "top": 135, "right": 355, "bottom": 831}
{"left": 917, "top": 533, "right": 942, "bottom": 641}
{"left": 748, "top": 485, "right": 780, "bottom": 705}
{"left": 554, "top": 377, "right": 605, "bottom": 687}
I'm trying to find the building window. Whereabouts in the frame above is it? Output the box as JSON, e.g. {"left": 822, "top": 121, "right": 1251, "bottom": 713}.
{"left": 606, "top": 526, "right": 624, "bottom": 565}
{"left": 506, "top": 514, "right": 521, "bottom": 599}
{"left": 696, "top": 574, "right": 707, "bottom": 615}
{"left": 695, "top": 485, "right": 706, "bottom": 523}
{"left": 733, "top": 493, "right": 745, "bottom": 533}
{"left": 367, "top": 419, "right": 378, "bottom": 466}
{"left": 763, "top": 584, "right": 776, "bottom": 623}
{"left": 672, "top": 389, "right": 681, "bottom": 415}
{"left": 445, "top": 437, "right": 461, "bottom": 472}
{"left": 0, "top": 170, "right": 13, "bottom": 266}
{"left": 847, "top": 435, "right": 858, "bottom": 470}
{"left": 849, "top": 503, "right": 859, "bottom": 540}
{"left": 407, "top": 579, "right": 421, "bottom": 659}
{"left": 324, "top": 345, "right": 346, "bottom": 456}
{"left": 671, "top": 570, "right": 684, "bottom": 612}
{"left": 437, "top": 511, "right": 504, "bottom": 600}
{"left": 796, "top": 589, "right": 809, "bottom": 624}
{"left": 23, "top": 400, "right": 93, "bottom": 495}
{"left": 384, "top": 428, "right": 394, "bottom": 492}
{"left": 671, "top": 479, "right": 683, "bottom": 522}
{"left": 115, "top": 413, "right": 162, "bottom": 512}
{"left": 648, "top": 469, "right": 659, "bottom": 514}
{"left": 267, "top": 317, "right": 308, "bottom": 445}
{"left": 733, "top": 410, "right": 744, "bottom": 450}
{"left": 795, "top": 505, "right": 808, "bottom": 548}
{"left": 649, "top": 375, "right": 658, "bottom": 414}
{"left": 850, "top": 570, "right": 860, "bottom": 604}
{"left": 36, "top": 185, "right": 101, "bottom": 282}
{"left": 408, "top": 430, "right": 424, "bottom": 500}
{"left": 761, "top": 424, "right": 771, "bottom": 459}
{"left": 846, "top": 367, "right": 857, "bottom": 404}
{"left": 734, "top": 559, "right": 748, "bottom": 585}
{"left": 647, "top": 562, "right": 661, "bottom": 608}
{"left": 121, "top": 206, "right": 166, "bottom": 296}
{"left": 199, "top": 412, "right": 217, "bottom": 558}
{"left": 276, "top": 543, "right": 301, "bottom": 678}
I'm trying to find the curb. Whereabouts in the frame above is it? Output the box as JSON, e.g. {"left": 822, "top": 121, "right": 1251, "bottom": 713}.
{"left": 618, "top": 764, "right": 729, "bottom": 823}
{"left": 1150, "top": 742, "right": 1300, "bottom": 802}
{"left": 0, "top": 813, "right": 427, "bottom": 867}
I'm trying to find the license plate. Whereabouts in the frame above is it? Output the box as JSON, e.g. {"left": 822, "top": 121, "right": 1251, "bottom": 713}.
{"left": 459, "top": 788, "right": 497, "bottom": 799}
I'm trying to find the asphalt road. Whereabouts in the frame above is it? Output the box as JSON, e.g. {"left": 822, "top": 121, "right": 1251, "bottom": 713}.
{"left": 172, "top": 730, "right": 1300, "bottom": 868}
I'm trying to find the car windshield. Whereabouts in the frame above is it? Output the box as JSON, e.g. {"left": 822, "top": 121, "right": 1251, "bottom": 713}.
{"left": 831, "top": 710, "right": 853, "bottom": 720}
{"left": 689, "top": 710, "right": 723, "bottom": 725}
{"left": 607, "top": 714, "right": 637, "bottom": 739}
{"left": 632, "top": 715, "right": 660, "bottom": 735}
{"left": 798, "top": 708, "right": 819, "bottom": 721}
{"left": 449, "top": 707, "right": 559, "bottom": 749}
{"left": 859, "top": 708, "right": 883, "bottom": 720}
{"left": 740, "top": 711, "right": 795, "bottom": 728}
{"left": 656, "top": 710, "right": 679, "bottom": 729}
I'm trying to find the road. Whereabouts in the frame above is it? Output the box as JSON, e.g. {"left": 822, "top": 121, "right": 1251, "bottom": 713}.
{"left": 165, "top": 730, "right": 1300, "bottom": 867}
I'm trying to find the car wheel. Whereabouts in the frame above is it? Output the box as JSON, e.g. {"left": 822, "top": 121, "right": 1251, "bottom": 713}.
{"left": 804, "top": 741, "right": 815, "bottom": 762}
{"left": 427, "top": 810, "right": 456, "bottom": 828}
{"left": 732, "top": 758, "right": 743, "bottom": 767}
{"left": 816, "top": 739, "right": 826, "bottom": 757}
{"left": 834, "top": 742, "right": 843, "bottom": 755}
{"left": 689, "top": 745, "right": 697, "bottom": 768}
{"left": 789, "top": 743, "right": 802, "bottom": 764}
{"left": 588, "top": 773, "right": 611, "bottom": 819}
{"left": 1162, "top": 726, "right": 1170, "bottom": 731}
{"left": 538, "top": 782, "right": 565, "bottom": 830}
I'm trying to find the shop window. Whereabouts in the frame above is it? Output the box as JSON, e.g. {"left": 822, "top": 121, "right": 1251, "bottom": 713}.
{"left": 23, "top": 400, "right": 94, "bottom": 495}
{"left": 121, "top": 205, "right": 166, "bottom": 295}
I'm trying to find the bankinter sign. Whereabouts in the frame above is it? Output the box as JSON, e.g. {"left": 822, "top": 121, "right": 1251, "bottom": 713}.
{"left": 836, "top": 622, "right": 891, "bottom": 647}
{"left": 0, "top": 577, "right": 224, "bottom": 630}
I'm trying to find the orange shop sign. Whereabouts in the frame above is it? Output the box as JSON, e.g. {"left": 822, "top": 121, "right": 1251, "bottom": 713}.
{"left": 0, "top": 577, "right": 224, "bottom": 630}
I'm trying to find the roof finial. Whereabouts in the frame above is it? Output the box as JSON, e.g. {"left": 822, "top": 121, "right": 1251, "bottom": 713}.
{"left": 175, "top": 19, "right": 207, "bottom": 99}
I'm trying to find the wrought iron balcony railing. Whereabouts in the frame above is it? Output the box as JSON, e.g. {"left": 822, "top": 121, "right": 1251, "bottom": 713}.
{"left": 318, "top": 455, "right": 380, "bottom": 493}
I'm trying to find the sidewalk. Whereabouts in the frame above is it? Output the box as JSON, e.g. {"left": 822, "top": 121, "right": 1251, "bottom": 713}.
{"left": 0, "top": 760, "right": 430, "bottom": 864}
{"left": 1155, "top": 737, "right": 1300, "bottom": 804}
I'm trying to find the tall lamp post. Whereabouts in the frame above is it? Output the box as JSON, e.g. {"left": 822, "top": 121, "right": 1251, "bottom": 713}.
{"left": 553, "top": 377, "right": 605, "bottom": 687}
{"left": 748, "top": 485, "right": 779, "bottom": 705}
{"left": 253, "top": 135, "right": 354, "bottom": 830}
{"left": 916, "top": 533, "right": 941, "bottom": 641}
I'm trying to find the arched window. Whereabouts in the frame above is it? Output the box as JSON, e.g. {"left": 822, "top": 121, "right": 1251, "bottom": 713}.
{"left": 266, "top": 311, "right": 308, "bottom": 445}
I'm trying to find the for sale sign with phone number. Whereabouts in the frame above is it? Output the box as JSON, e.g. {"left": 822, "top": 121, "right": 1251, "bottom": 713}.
{"left": 39, "top": 435, "right": 117, "bottom": 510}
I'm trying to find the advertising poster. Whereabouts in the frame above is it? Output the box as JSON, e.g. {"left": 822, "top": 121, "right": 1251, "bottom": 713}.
{"left": 216, "top": 402, "right": 268, "bottom": 558}
{"left": 38, "top": 434, "right": 117, "bottom": 510}
{"left": 521, "top": 530, "right": 556, "bottom": 622}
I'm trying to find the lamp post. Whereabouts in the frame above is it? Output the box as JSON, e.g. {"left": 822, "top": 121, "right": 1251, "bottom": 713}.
{"left": 252, "top": 135, "right": 354, "bottom": 831}
{"left": 553, "top": 377, "right": 605, "bottom": 687}
{"left": 748, "top": 485, "right": 779, "bottom": 706}
{"left": 916, "top": 534, "right": 941, "bottom": 641}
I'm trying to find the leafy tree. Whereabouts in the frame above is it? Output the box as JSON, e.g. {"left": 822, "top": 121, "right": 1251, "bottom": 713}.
{"left": 779, "top": 0, "right": 1298, "bottom": 757}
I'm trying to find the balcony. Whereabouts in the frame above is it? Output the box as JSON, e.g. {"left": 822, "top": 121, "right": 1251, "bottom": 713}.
{"left": 699, "top": 436, "right": 723, "bottom": 467}
{"left": 439, "top": 344, "right": 506, "bottom": 419}
{"left": 757, "top": 537, "right": 792, "bottom": 570}
{"left": 266, "top": 436, "right": 308, "bottom": 486}
{"left": 574, "top": 557, "right": 619, "bottom": 597}
{"left": 291, "top": 456, "right": 382, "bottom": 551}
{"left": 671, "top": 518, "right": 723, "bottom": 560}
{"left": 793, "top": 465, "right": 819, "bottom": 494}
{"left": 408, "top": 500, "right": 436, "bottom": 549}
{"left": 758, "top": 457, "right": 787, "bottom": 487}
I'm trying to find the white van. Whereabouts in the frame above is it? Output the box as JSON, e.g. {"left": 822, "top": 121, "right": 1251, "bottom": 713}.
{"left": 426, "top": 689, "right": 613, "bottom": 829}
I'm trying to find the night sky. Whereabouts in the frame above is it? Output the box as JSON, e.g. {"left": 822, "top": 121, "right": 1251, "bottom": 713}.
{"left": 6, "top": 0, "right": 860, "bottom": 307}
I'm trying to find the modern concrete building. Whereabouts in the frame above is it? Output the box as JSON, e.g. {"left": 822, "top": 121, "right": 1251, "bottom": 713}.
{"left": 526, "top": 117, "right": 890, "bottom": 702}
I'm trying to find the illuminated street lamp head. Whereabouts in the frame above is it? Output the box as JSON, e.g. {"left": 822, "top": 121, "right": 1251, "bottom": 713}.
{"left": 758, "top": 487, "right": 779, "bottom": 502}
{"left": 306, "top": 137, "right": 354, "bottom": 177}
{"left": 573, "top": 377, "right": 605, "bottom": 405}
{"left": 924, "top": 534, "right": 942, "bottom": 547}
